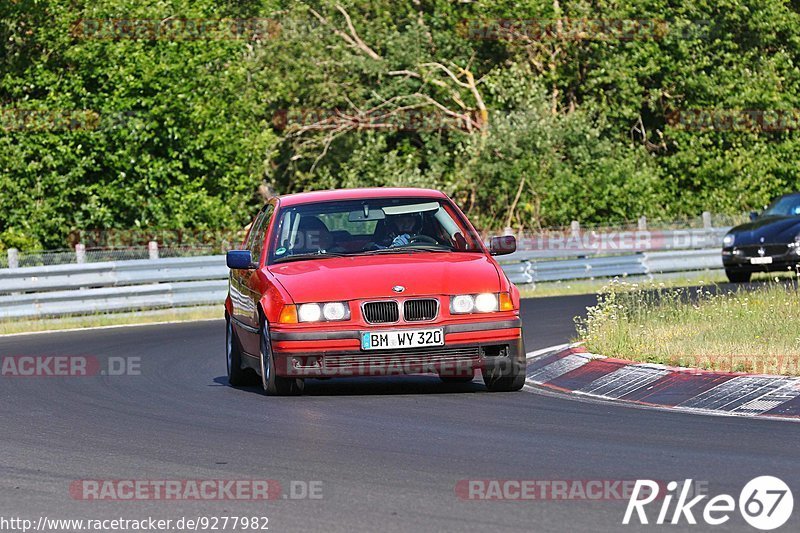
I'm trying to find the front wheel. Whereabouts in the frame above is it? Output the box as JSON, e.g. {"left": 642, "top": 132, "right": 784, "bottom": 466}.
{"left": 725, "top": 269, "right": 751, "bottom": 283}
{"left": 259, "top": 314, "right": 304, "bottom": 396}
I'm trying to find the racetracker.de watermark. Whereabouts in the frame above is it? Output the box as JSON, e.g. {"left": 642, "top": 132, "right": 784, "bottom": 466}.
{"left": 1, "top": 109, "right": 154, "bottom": 133}
{"left": 667, "top": 109, "right": 800, "bottom": 132}
{"left": 68, "top": 480, "right": 322, "bottom": 501}
{"left": 515, "top": 229, "right": 720, "bottom": 253}
{"left": 668, "top": 355, "right": 800, "bottom": 375}
{"left": 67, "top": 227, "right": 246, "bottom": 248}
{"left": 273, "top": 108, "right": 479, "bottom": 133}
{"left": 282, "top": 354, "right": 486, "bottom": 377}
{"left": 455, "top": 479, "right": 708, "bottom": 501}
{"left": 1, "top": 356, "right": 140, "bottom": 377}
{"left": 70, "top": 18, "right": 280, "bottom": 40}
{"left": 0, "top": 109, "right": 100, "bottom": 132}
{"left": 460, "top": 18, "right": 716, "bottom": 41}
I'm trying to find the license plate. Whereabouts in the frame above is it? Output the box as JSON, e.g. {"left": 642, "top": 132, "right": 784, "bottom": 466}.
{"left": 361, "top": 328, "right": 444, "bottom": 351}
{"left": 750, "top": 257, "right": 773, "bottom": 264}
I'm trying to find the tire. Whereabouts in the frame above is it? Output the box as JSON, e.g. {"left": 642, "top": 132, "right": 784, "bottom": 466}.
{"left": 226, "top": 313, "right": 249, "bottom": 386}
{"left": 482, "top": 345, "right": 526, "bottom": 393}
{"left": 259, "top": 314, "right": 304, "bottom": 396}
{"left": 725, "top": 269, "right": 752, "bottom": 283}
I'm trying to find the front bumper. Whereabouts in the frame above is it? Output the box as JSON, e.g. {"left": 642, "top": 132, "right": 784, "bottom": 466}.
{"left": 269, "top": 319, "right": 524, "bottom": 378}
{"left": 722, "top": 246, "right": 800, "bottom": 272}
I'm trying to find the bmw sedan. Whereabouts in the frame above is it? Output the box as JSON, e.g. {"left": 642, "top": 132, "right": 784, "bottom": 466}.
{"left": 722, "top": 192, "right": 800, "bottom": 282}
{"left": 224, "top": 187, "right": 526, "bottom": 395}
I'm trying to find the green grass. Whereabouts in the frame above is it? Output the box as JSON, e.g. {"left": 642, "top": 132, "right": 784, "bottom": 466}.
{"left": 0, "top": 306, "right": 223, "bottom": 336}
{"left": 576, "top": 279, "right": 800, "bottom": 375}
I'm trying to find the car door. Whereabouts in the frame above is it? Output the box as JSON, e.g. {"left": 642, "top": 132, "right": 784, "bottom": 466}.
{"left": 231, "top": 202, "right": 274, "bottom": 356}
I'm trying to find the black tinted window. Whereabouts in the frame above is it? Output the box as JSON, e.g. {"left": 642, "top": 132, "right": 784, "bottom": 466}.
{"left": 762, "top": 196, "right": 800, "bottom": 217}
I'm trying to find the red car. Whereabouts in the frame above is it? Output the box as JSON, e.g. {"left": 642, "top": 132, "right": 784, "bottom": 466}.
{"left": 224, "top": 188, "right": 525, "bottom": 395}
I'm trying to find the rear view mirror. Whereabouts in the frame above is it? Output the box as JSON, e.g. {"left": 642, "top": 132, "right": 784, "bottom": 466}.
{"left": 348, "top": 206, "right": 386, "bottom": 222}
{"left": 226, "top": 250, "right": 256, "bottom": 269}
{"left": 489, "top": 235, "right": 516, "bottom": 256}
{"left": 749, "top": 211, "right": 758, "bottom": 221}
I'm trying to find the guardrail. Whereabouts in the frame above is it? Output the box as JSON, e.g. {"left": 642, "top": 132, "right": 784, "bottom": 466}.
{"left": 0, "top": 247, "right": 726, "bottom": 319}
{"left": 501, "top": 249, "right": 723, "bottom": 285}
{"left": 0, "top": 256, "right": 229, "bottom": 320}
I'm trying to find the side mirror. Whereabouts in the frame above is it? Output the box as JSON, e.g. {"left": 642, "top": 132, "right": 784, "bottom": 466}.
{"left": 749, "top": 211, "right": 758, "bottom": 221}
{"left": 489, "top": 235, "right": 516, "bottom": 256}
{"left": 226, "top": 250, "right": 256, "bottom": 269}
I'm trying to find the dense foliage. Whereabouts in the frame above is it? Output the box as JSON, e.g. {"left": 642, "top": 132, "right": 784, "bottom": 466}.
{"left": 2, "top": 0, "right": 800, "bottom": 250}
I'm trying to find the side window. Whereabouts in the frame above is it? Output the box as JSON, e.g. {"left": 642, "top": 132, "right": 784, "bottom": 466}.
{"left": 247, "top": 204, "right": 274, "bottom": 265}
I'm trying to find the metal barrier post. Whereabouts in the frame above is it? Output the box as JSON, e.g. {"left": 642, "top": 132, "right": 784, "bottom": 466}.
{"left": 75, "top": 243, "right": 86, "bottom": 264}
{"left": 7, "top": 248, "right": 19, "bottom": 269}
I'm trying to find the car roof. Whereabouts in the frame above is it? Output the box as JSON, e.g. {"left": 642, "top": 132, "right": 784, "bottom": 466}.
{"left": 276, "top": 187, "right": 448, "bottom": 207}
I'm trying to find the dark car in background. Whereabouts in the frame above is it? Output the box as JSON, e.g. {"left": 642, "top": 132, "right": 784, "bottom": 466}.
{"left": 722, "top": 192, "right": 800, "bottom": 282}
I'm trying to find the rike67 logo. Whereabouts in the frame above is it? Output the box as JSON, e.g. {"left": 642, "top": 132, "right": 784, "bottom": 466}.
{"left": 624, "top": 477, "right": 793, "bottom": 530}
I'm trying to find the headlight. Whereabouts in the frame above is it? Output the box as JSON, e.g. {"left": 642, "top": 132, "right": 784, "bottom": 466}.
{"left": 297, "top": 302, "right": 351, "bottom": 322}
{"left": 722, "top": 234, "right": 735, "bottom": 247}
{"left": 474, "top": 293, "right": 498, "bottom": 313}
{"left": 791, "top": 233, "right": 800, "bottom": 251}
{"left": 298, "top": 303, "right": 322, "bottom": 322}
{"left": 450, "top": 293, "right": 508, "bottom": 314}
{"left": 322, "top": 302, "right": 348, "bottom": 321}
{"left": 451, "top": 295, "right": 475, "bottom": 314}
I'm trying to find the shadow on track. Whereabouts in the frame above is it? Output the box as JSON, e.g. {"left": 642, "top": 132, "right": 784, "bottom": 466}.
{"left": 212, "top": 374, "right": 490, "bottom": 396}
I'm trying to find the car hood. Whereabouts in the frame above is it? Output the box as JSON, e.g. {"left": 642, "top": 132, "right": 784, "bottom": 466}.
{"left": 267, "top": 253, "right": 502, "bottom": 303}
{"left": 729, "top": 216, "right": 800, "bottom": 245}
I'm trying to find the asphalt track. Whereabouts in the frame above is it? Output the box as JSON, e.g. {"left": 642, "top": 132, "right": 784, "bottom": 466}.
{"left": 1, "top": 293, "right": 798, "bottom": 532}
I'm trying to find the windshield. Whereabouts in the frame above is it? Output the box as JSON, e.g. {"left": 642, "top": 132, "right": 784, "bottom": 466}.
{"left": 761, "top": 196, "right": 800, "bottom": 217}
{"left": 268, "top": 197, "right": 483, "bottom": 263}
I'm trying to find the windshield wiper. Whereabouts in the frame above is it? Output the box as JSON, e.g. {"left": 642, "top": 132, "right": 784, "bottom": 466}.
{"left": 360, "top": 245, "right": 452, "bottom": 255}
{"left": 273, "top": 252, "right": 347, "bottom": 264}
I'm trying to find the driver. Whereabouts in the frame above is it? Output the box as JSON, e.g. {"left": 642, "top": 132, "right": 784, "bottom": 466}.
{"left": 385, "top": 212, "right": 422, "bottom": 247}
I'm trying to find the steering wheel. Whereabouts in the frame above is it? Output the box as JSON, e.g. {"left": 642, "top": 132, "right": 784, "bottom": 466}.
{"left": 408, "top": 234, "right": 439, "bottom": 245}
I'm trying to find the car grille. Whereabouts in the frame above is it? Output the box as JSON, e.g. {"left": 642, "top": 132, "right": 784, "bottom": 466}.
{"left": 403, "top": 299, "right": 438, "bottom": 322}
{"left": 362, "top": 301, "right": 399, "bottom": 324}
{"left": 737, "top": 244, "right": 789, "bottom": 257}
{"left": 322, "top": 345, "right": 482, "bottom": 370}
